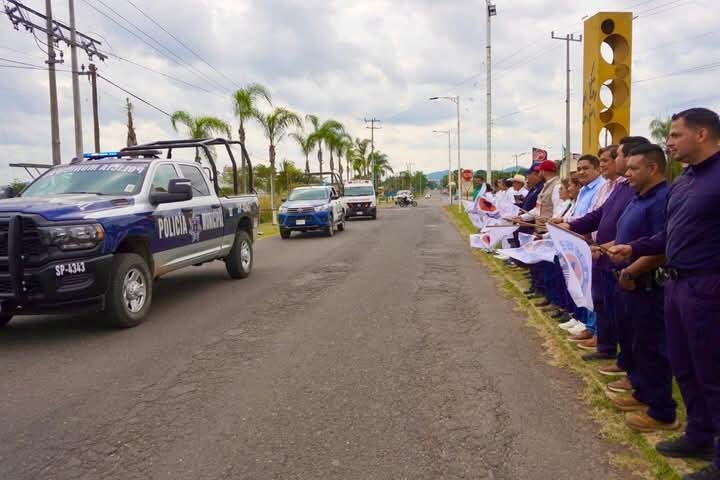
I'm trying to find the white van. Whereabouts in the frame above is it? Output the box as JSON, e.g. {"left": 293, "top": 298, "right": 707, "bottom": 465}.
{"left": 342, "top": 180, "right": 377, "bottom": 220}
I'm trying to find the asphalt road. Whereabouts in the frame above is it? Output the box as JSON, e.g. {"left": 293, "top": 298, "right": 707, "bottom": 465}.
{"left": 0, "top": 197, "right": 632, "bottom": 480}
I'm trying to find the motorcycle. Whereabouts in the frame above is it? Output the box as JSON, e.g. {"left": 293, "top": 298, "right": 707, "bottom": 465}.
{"left": 396, "top": 196, "right": 418, "bottom": 207}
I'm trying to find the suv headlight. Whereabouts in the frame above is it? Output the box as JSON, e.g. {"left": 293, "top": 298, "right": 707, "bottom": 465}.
{"left": 40, "top": 223, "right": 105, "bottom": 251}
{"left": 314, "top": 204, "right": 330, "bottom": 212}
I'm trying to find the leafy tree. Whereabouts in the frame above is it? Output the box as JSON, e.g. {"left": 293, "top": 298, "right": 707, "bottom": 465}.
{"left": 649, "top": 116, "right": 683, "bottom": 181}
{"left": 255, "top": 107, "right": 302, "bottom": 218}
{"left": 232, "top": 83, "right": 272, "bottom": 188}
{"left": 170, "top": 111, "right": 231, "bottom": 162}
{"left": 290, "top": 131, "right": 315, "bottom": 174}
{"left": 306, "top": 115, "right": 343, "bottom": 177}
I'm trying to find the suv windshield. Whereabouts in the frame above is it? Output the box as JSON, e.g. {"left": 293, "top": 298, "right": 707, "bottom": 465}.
{"left": 345, "top": 186, "right": 374, "bottom": 196}
{"left": 22, "top": 163, "right": 148, "bottom": 197}
{"left": 288, "top": 188, "right": 328, "bottom": 201}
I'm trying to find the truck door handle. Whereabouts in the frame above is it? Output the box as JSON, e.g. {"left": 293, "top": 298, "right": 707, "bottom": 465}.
{"left": 211, "top": 204, "right": 221, "bottom": 209}
{"left": 181, "top": 208, "right": 193, "bottom": 214}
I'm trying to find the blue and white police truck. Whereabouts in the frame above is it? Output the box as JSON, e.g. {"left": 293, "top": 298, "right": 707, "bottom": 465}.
{"left": 0, "top": 138, "right": 259, "bottom": 328}
{"left": 278, "top": 185, "right": 345, "bottom": 239}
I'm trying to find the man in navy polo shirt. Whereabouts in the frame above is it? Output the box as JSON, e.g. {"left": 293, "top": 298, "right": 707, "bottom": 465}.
{"left": 610, "top": 108, "right": 720, "bottom": 479}
{"left": 607, "top": 144, "right": 677, "bottom": 432}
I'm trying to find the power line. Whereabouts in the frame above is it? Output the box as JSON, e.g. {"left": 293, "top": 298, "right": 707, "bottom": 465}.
{"left": 633, "top": 59, "right": 720, "bottom": 83}
{"left": 123, "top": 0, "right": 239, "bottom": 91}
{"left": 79, "top": 0, "right": 228, "bottom": 94}
{"left": 97, "top": 73, "right": 171, "bottom": 117}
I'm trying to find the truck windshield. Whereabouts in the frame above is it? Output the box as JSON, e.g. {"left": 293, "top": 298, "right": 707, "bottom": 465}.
{"left": 288, "top": 189, "right": 328, "bottom": 201}
{"left": 21, "top": 163, "right": 148, "bottom": 197}
{"left": 345, "top": 186, "right": 374, "bottom": 196}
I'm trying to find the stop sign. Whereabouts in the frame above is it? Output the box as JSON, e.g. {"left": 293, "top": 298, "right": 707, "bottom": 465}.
{"left": 462, "top": 169, "right": 473, "bottom": 181}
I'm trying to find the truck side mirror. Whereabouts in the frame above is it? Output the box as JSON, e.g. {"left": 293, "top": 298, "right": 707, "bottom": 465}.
{"left": 0, "top": 186, "right": 14, "bottom": 199}
{"left": 281, "top": 198, "right": 287, "bottom": 203}
{"left": 150, "top": 178, "right": 193, "bottom": 205}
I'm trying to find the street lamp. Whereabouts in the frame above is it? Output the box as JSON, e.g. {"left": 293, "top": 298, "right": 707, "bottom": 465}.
{"left": 430, "top": 95, "right": 461, "bottom": 210}
{"left": 433, "top": 129, "right": 452, "bottom": 205}
{"left": 486, "top": 1, "right": 497, "bottom": 189}
{"left": 512, "top": 152, "right": 527, "bottom": 173}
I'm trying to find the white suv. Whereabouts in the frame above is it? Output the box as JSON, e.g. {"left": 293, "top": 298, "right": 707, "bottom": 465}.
{"left": 342, "top": 180, "right": 377, "bottom": 220}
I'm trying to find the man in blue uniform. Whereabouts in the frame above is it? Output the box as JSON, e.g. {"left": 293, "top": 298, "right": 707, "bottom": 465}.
{"left": 610, "top": 108, "right": 720, "bottom": 479}
{"left": 606, "top": 144, "right": 677, "bottom": 432}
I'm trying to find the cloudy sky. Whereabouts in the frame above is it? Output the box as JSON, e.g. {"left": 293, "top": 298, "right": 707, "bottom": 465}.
{"left": 1, "top": 0, "right": 718, "bottom": 183}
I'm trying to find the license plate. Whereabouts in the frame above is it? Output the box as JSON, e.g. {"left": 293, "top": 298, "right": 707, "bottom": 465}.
{"left": 295, "top": 219, "right": 306, "bottom": 225}
{"left": 55, "top": 261, "right": 87, "bottom": 277}
{"left": 356, "top": 211, "right": 363, "bottom": 215}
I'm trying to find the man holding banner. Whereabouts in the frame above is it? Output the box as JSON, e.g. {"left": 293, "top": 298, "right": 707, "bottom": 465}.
{"left": 608, "top": 144, "right": 678, "bottom": 433}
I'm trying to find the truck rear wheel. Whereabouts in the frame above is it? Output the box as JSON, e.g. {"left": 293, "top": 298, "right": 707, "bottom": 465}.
{"left": 280, "top": 229, "right": 291, "bottom": 239}
{"left": 226, "top": 230, "right": 253, "bottom": 278}
{"left": 106, "top": 253, "right": 153, "bottom": 328}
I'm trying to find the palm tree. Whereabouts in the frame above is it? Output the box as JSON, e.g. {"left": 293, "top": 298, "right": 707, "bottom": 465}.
{"left": 649, "top": 116, "right": 683, "bottom": 181}
{"left": 170, "top": 110, "right": 231, "bottom": 161}
{"left": 290, "top": 131, "right": 315, "bottom": 174}
{"left": 232, "top": 83, "right": 272, "bottom": 165}
{"left": 331, "top": 132, "right": 353, "bottom": 183}
{"left": 351, "top": 138, "right": 370, "bottom": 177}
{"left": 649, "top": 117, "right": 672, "bottom": 149}
{"left": 369, "top": 151, "right": 393, "bottom": 180}
{"left": 255, "top": 107, "right": 302, "bottom": 222}
{"left": 306, "top": 115, "right": 344, "bottom": 178}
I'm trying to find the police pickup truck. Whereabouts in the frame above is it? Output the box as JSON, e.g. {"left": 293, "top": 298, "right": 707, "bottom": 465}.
{"left": 0, "top": 138, "right": 259, "bottom": 328}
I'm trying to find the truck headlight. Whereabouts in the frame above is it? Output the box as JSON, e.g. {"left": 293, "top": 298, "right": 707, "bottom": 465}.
{"left": 279, "top": 206, "right": 288, "bottom": 214}
{"left": 314, "top": 204, "right": 330, "bottom": 212}
{"left": 40, "top": 223, "right": 105, "bottom": 251}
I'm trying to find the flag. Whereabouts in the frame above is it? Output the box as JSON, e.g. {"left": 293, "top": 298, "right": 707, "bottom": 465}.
{"left": 470, "top": 225, "right": 518, "bottom": 251}
{"left": 546, "top": 223, "right": 594, "bottom": 311}
{"left": 497, "top": 239, "right": 557, "bottom": 264}
{"left": 518, "top": 232, "right": 534, "bottom": 247}
{"left": 532, "top": 147, "right": 548, "bottom": 167}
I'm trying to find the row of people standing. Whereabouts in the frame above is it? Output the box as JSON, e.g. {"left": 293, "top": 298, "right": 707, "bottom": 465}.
{"left": 510, "top": 108, "right": 720, "bottom": 480}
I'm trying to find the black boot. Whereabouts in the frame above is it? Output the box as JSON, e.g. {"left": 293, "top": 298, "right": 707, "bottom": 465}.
{"left": 683, "top": 465, "right": 720, "bottom": 480}
{"left": 656, "top": 436, "right": 715, "bottom": 461}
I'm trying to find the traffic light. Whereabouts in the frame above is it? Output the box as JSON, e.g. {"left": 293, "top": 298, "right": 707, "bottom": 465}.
{"left": 581, "top": 12, "right": 633, "bottom": 155}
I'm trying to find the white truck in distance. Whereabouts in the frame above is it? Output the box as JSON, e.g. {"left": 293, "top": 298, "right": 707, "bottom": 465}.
{"left": 342, "top": 180, "right": 376, "bottom": 220}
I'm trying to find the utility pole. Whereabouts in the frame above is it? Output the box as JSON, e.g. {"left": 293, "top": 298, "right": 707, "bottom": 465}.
{"left": 365, "top": 118, "right": 381, "bottom": 189}
{"left": 552, "top": 31, "right": 582, "bottom": 178}
{"left": 44, "top": 0, "right": 61, "bottom": 165}
{"left": 68, "top": 0, "right": 83, "bottom": 159}
{"left": 81, "top": 63, "right": 100, "bottom": 152}
{"left": 486, "top": 2, "right": 497, "bottom": 187}
{"left": 4, "top": 0, "right": 107, "bottom": 164}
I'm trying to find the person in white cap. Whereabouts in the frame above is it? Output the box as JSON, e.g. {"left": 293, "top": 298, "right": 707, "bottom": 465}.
{"left": 507, "top": 174, "right": 529, "bottom": 206}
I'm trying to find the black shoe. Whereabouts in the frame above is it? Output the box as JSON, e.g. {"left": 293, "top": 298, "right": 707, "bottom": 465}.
{"left": 684, "top": 465, "right": 720, "bottom": 480}
{"left": 534, "top": 299, "right": 551, "bottom": 307}
{"left": 657, "top": 436, "right": 715, "bottom": 461}
{"left": 555, "top": 312, "right": 572, "bottom": 323}
{"left": 523, "top": 289, "right": 535, "bottom": 295}
{"left": 582, "top": 351, "right": 616, "bottom": 361}
{"left": 550, "top": 309, "right": 566, "bottom": 318}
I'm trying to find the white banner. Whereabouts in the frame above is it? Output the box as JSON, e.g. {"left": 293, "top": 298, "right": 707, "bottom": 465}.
{"left": 497, "top": 239, "right": 557, "bottom": 264}
{"left": 546, "top": 223, "right": 594, "bottom": 311}
{"left": 470, "top": 225, "right": 518, "bottom": 251}
{"left": 518, "top": 232, "right": 535, "bottom": 247}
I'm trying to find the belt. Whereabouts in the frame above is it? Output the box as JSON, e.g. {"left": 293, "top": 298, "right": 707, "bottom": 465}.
{"left": 661, "top": 267, "right": 718, "bottom": 281}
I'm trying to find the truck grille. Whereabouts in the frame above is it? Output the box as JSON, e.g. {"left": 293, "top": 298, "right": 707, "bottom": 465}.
{"left": 287, "top": 207, "right": 315, "bottom": 214}
{"left": 0, "top": 217, "right": 43, "bottom": 259}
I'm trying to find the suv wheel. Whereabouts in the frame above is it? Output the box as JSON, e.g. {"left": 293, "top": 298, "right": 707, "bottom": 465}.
{"left": 226, "top": 230, "right": 253, "bottom": 279}
{"left": 280, "top": 228, "right": 291, "bottom": 239}
{"left": 106, "top": 253, "right": 153, "bottom": 328}
{"left": 326, "top": 215, "right": 335, "bottom": 237}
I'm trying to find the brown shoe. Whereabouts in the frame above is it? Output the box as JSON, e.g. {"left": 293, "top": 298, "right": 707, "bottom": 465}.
{"left": 607, "top": 391, "right": 648, "bottom": 412}
{"left": 625, "top": 411, "right": 681, "bottom": 433}
{"left": 577, "top": 336, "right": 597, "bottom": 351}
{"left": 569, "top": 330, "right": 593, "bottom": 342}
{"left": 607, "top": 376, "right": 633, "bottom": 393}
{"left": 598, "top": 364, "right": 627, "bottom": 377}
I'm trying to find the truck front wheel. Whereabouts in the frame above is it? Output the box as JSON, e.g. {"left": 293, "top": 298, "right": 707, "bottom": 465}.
{"left": 0, "top": 313, "right": 13, "bottom": 328}
{"left": 226, "top": 230, "right": 253, "bottom": 279}
{"left": 106, "top": 253, "right": 153, "bottom": 328}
